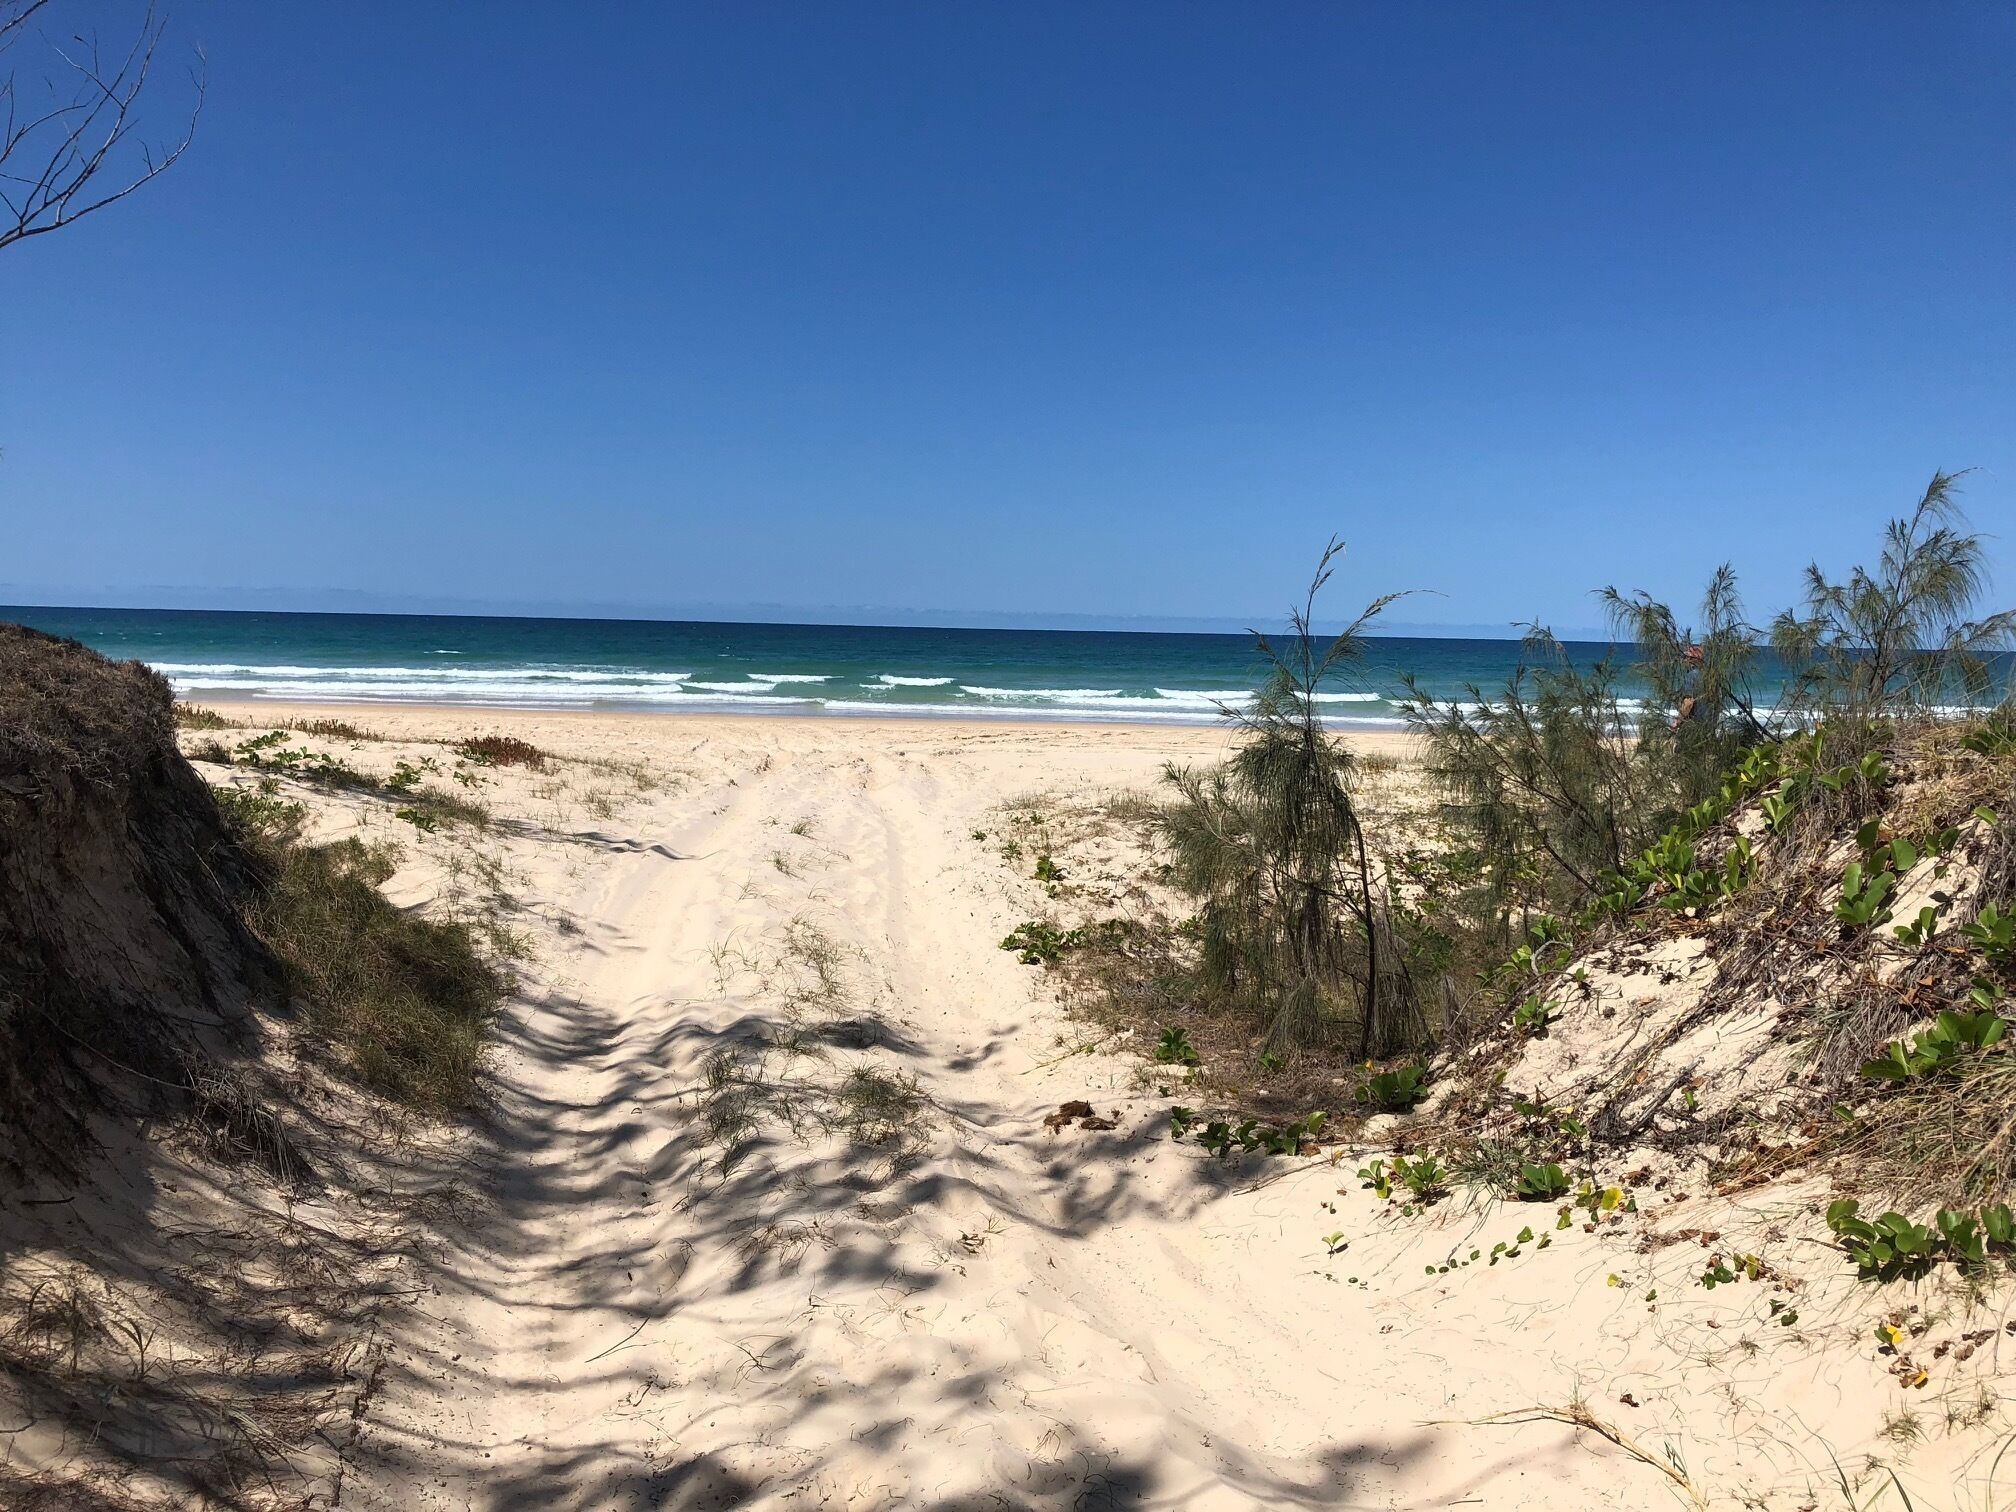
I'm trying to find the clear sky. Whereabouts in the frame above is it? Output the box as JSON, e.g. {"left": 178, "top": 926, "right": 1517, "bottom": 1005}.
{"left": 4, "top": 2, "right": 2012, "bottom": 634}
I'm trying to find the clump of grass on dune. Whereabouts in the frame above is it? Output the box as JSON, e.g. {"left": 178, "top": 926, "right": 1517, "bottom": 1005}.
{"left": 286, "top": 715, "right": 379, "bottom": 741}
{"left": 220, "top": 732, "right": 493, "bottom": 831}
{"left": 458, "top": 732, "right": 549, "bottom": 770}
{"left": 173, "top": 703, "right": 241, "bottom": 731}
{"left": 834, "top": 1066, "right": 926, "bottom": 1149}
{"left": 248, "top": 836, "right": 507, "bottom": 1112}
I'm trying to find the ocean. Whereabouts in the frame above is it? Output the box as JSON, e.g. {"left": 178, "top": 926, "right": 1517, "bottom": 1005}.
{"left": 7, "top": 604, "right": 1694, "bottom": 728}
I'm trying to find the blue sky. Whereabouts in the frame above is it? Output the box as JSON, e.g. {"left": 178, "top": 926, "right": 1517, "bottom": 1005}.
{"left": 4, "top": 2, "right": 2012, "bottom": 634}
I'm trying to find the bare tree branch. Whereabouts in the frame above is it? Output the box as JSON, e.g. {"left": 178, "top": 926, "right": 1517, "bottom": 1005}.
{"left": 0, "top": 0, "right": 201, "bottom": 255}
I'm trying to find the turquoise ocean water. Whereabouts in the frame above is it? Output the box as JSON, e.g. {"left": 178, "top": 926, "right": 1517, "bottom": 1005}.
{"left": 8, "top": 605, "right": 1703, "bottom": 727}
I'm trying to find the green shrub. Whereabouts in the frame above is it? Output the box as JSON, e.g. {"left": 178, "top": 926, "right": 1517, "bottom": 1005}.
{"left": 1160, "top": 541, "right": 1431, "bottom": 1063}
{"left": 1393, "top": 1151, "right": 1447, "bottom": 1201}
{"left": 1772, "top": 473, "right": 2016, "bottom": 745}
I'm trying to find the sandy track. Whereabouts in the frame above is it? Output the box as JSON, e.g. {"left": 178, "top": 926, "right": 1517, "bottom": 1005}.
{"left": 320, "top": 717, "right": 1634, "bottom": 1512}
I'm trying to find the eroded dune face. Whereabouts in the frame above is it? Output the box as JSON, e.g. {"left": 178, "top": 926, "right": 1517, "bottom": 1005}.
{"left": 0, "top": 624, "right": 277, "bottom": 1175}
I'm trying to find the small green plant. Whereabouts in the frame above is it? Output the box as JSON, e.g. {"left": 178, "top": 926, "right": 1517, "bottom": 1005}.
{"left": 1961, "top": 903, "right": 2016, "bottom": 968}
{"left": 996, "top": 917, "right": 1129, "bottom": 964}
{"left": 1826, "top": 1198, "right": 2016, "bottom": 1280}
{"left": 1962, "top": 720, "right": 2016, "bottom": 757}
{"left": 1357, "top": 1063, "right": 1430, "bottom": 1112}
{"left": 1720, "top": 833, "right": 1755, "bottom": 896}
{"left": 1985, "top": 1202, "right": 2016, "bottom": 1247}
{"left": 1176, "top": 1109, "right": 1325, "bottom": 1159}
{"left": 1154, "top": 1026, "right": 1202, "bottom": 1067}
{"left": 395, "top": 805, "right": 439, "bottom": 832}
{"left": 1860, "top": 1009, "right": 2008, "bottom": 1081}
{"left": 1515, "top": 1163, "right": 1571, "bottom": 1201}
{"left": 1590, "top": 870, "right": 1645, "bottom": 921}
{"left": 1893, "top": 905, "right": 1943, "bottom": 948}
{"left": 1258, "top": 1112, "right": 1326, "bottom": 1155}
{"left": 1392, "top": 1151, "right": 1447, "bottom": 1202}
{"left": 1826, "top": 1200, "right": 1945, "bottom": 1281}
{"left": 1937, "top": 1208, "right": 1988, "bottom": 1266}
{"left": 1511, "top": 997, "right": 1555, "bottom": 1038}
{"left": 1816, "top": 751, "right": 1892, "bottom": 795}
{"left": 1855, "top": 819, "right": 1919, "bottom": 876}
{"left": 1760, "top": 792, "right": 1798, "bottom": 835}
{"left": 385, "top": 760, "right": 425, "bottom": 795}
{"left": 1000, "top": 922, "right": 1062, "bottom": 963}
{"left": 1698, "top": 1253, "right": 1764, "bottom": 1289}
{"left": 1835, "top": 859, "right": 1897, "bottom": 932}
{"left": 1032, "top": 853, "right": 1064, "bottom": 883}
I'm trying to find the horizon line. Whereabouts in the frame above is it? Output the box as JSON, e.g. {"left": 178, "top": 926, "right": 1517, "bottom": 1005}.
{"left": 0, "top": 586, "right": 1608, "bottom": 643}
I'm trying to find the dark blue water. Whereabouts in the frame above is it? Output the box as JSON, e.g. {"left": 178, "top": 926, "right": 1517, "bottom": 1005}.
{"left": 3, "top": 604, "right": 1669, "bottom": 725}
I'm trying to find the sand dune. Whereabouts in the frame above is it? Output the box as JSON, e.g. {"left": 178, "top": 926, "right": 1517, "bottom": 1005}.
{"left": 156, "top": 706, "right": 2007, "bottom": 1510}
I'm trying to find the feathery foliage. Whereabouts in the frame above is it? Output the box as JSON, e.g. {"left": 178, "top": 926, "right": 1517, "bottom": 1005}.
{"left": 1771, "top": 471, "right": 2016, "bottom": 745}
{"left": 1405, "top": 477, "right": 2014, "bottom": 938}
{"left": 1161, "top": 541, "right": 1433, "bottom": 1059}
{"left": 1398, "top": 631, "right": 1648, "bottom": 929}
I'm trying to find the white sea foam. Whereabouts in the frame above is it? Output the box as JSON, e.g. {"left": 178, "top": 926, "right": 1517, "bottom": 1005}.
{"left": 153, "top": 661, "right": 694, "bottom": 685}
{"left": 959, "top": 686, "right": 1127, "bottom": 700}
{"left": 154, "top": 657, "right": 1422, "bottom": 727}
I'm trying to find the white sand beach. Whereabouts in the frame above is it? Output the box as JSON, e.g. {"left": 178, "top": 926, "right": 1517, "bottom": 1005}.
{"left": 141, "top": 703, "right": 1987, "bottom": 1511}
